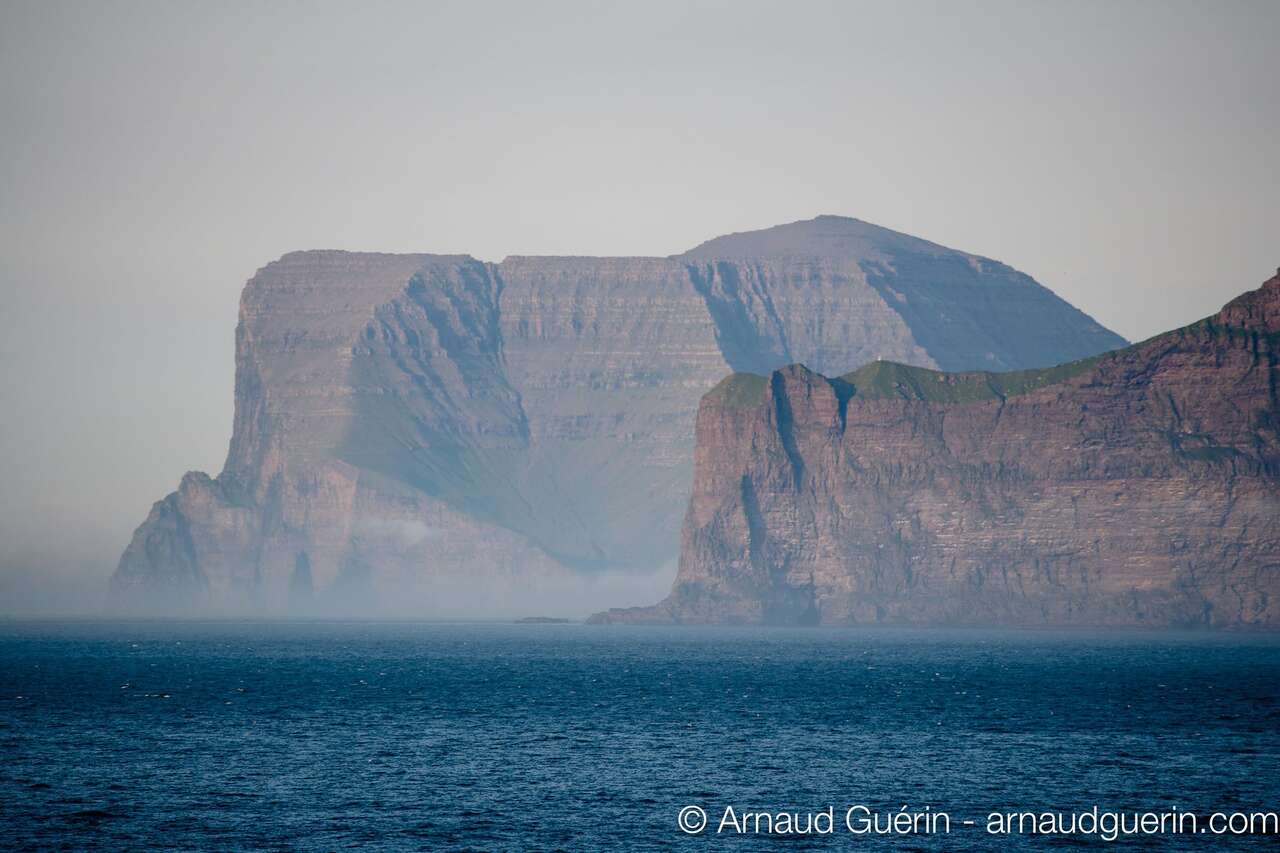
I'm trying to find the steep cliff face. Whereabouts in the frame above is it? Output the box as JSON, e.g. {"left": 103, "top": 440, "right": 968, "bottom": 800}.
{"left": 111, "top": 216, "right": 1126, "bottom": 614}
{"left": 596, "top": 272, "right": 1280, "bottom": 628}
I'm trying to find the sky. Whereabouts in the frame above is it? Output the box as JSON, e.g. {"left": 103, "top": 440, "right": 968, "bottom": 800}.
{"left": 1, "top": 0, "right": 1276, "bottom": 613}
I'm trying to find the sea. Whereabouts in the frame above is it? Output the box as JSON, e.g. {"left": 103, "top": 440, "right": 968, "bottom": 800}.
{"left": 1, "top": 621, "right": 1278, "bottom": 851}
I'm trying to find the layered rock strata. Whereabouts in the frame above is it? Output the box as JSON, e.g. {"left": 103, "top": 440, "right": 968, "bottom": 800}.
{"left": 596, "top": 272, "right": 1280, "bottom": 628}
{"left": 111, "top": 216, "right": 1124, "bottom": 614}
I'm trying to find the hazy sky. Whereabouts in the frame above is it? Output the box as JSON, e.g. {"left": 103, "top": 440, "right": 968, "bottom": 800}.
{"left": 1, "top": 0, "right": 1276, "bottom": 612}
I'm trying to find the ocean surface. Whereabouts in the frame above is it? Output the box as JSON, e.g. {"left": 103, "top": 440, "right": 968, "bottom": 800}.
{"left": 2, "top": 622, "right": 1278, "bottom": 851}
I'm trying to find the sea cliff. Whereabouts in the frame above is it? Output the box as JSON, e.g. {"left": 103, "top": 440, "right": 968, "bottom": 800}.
{"left": 594, "top": 271, "right": 1280, "bottom": 627}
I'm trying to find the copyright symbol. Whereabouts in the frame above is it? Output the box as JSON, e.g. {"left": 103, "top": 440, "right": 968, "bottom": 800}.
{"left": 678, "top": 805, "right": 708, "bottom": 834}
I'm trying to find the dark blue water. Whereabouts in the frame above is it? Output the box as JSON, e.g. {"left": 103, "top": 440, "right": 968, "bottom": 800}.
{"left": 2, "top": 622, "right": 1278, "bottom": 850}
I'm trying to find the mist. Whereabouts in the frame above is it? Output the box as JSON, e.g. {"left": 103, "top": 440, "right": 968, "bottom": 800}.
{"left": 1, "top": 0, "right": 1277, "bottom": 615}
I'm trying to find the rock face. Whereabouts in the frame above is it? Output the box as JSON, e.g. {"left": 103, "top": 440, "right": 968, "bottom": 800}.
{"left": 595, "top": 272, "right": 1280, "bottom": 628}
{"left": 111, "top": 216, "right": 1125, "bottom": 614}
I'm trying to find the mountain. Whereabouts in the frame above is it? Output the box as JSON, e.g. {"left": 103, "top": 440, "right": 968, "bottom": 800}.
{"left": 593, "top": 271, "right": 1280, "bottom": 628}
{"left": 109, "top": 216, "right": 1124, "bottom": 614}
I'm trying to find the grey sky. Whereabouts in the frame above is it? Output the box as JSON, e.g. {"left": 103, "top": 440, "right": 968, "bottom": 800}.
{"left": 1, "top": 0, "right": 1276, "bottom": 612}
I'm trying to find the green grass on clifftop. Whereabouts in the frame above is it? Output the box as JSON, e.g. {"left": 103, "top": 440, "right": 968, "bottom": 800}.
{"left": 703, "top": 354, "right": 1103, "bottom": 410}
{"left": 838, "top": 356, "right": 1103, "bottom": 403}
{"left": 705, "top": 372, "right": 770, "bottom": 408}
{"left": 701, "top": 353, "right": 1100, "bottom": 409}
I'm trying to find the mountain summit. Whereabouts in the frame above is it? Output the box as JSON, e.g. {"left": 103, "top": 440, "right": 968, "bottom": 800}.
{"left": 680, "top": 214, "right": 961, "bottom": 260}
{"left": 679, "top": 215, "right": 1122, "bottom": 373}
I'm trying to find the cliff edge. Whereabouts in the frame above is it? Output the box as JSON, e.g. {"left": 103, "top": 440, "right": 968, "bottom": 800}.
{"left": 593, "top": 270, "right": 1280, "bottom": 627}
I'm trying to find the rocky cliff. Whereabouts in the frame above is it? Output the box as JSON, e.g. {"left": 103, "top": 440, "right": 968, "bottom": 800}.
{"left": 594, "top": 271, "right": 1280, "bottom": 627}
{"left": 111, "top": 216, "right": 1125, "bottom": 614}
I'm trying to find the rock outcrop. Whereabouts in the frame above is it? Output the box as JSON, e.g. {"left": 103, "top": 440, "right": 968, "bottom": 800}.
{"left": 594, "top": 271, "right": 1280, "bottom": 627}
{"left": 111, "top": 216, "right": 1125, "bottom": 614}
